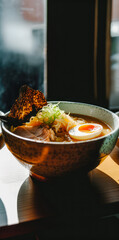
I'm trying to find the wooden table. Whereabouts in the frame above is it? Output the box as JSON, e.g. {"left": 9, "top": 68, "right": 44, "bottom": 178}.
{"left": 0, "top": 145, "right": 119, "bottom": 239}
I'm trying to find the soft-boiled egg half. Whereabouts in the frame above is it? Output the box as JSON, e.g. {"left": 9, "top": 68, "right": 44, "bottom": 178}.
{"left": 69, "top": 123, "right": 103, "bottom": 140}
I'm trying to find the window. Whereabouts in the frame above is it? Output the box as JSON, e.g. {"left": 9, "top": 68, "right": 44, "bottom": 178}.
{"left": 0, "top": 0, "right": 47, "bottom": 112}
{"left": 110, "top": 0, "right": 119, "bottom": 110}
{"left": 0, "top": 0, "right": 113, "bottom": 112}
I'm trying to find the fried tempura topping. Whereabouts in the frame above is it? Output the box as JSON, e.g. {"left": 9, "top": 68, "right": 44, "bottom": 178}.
{"left": 8, "top": 85, "right": 47, "bottom": 122}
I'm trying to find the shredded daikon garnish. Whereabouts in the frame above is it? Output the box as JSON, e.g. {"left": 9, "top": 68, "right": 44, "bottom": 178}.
{"left": 52, "top": 113, "right": 77, "bottom": 132}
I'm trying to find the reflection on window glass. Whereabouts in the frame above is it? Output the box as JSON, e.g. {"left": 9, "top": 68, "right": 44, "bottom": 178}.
{"left": 0, "top": 0, "right": 47, "bottom": 112}
{"left": 110, "top": 0, "right": 119, "bottom": 110}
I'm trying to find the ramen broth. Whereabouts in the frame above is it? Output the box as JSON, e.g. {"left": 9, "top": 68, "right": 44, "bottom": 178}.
{"left": 12, "top": 113, "right": 112, "bottom": 142}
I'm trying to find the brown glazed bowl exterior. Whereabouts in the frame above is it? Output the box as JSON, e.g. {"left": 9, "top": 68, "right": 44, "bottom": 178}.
{"left": 115, "top": 111, "right": 119, "bottom": 148}
{"left": 2, "top": 102, "right": 119, "bottom": 180}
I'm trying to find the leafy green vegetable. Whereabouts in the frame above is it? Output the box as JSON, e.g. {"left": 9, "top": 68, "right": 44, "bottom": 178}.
{"left": 36, "top": 103, "right": 64, "bottom": 124}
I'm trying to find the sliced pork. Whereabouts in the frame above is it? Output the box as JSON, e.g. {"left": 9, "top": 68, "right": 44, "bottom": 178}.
{"left": 13, "top": 125, "right": 55, "bottom": 142}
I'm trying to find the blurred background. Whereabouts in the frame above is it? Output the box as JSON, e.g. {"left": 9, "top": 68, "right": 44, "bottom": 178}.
{"left": 110, "top": 0, "right": 119, "bottom": 110}
{"left": 0, "top": 0, "right": 119, "bottom": 113}
{"left": 0, "top": 0, "right": 47, "bottom": 112}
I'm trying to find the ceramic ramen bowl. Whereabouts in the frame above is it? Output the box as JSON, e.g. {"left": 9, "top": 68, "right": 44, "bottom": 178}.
{"left": 115, "top": 111, "right": 119, "bottom": 147}
{"left": 1, "top": 102, "right": 119, "bottom": 180}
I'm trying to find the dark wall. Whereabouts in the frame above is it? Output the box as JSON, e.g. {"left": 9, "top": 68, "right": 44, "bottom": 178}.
{"left": 47, "top": 0, "right": 111, "bottom": 108}
{"left": 47, "top": 0, "right": 95, "bottom": 103}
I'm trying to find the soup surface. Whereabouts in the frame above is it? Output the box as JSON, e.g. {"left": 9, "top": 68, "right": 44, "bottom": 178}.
{"left": 12, "top": 112, "right": 112, "bottom": 142}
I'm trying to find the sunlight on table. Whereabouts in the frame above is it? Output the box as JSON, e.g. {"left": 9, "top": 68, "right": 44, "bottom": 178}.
{"left": 0, "top": 146, "right": 29, "bottom": 225}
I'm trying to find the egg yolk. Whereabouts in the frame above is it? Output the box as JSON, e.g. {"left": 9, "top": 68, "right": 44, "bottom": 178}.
{"left": 78, "top": 124, "right": 101, "bottom": 132}
{"left": 69, "top": 123, "right": 103, "bottom": 140}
